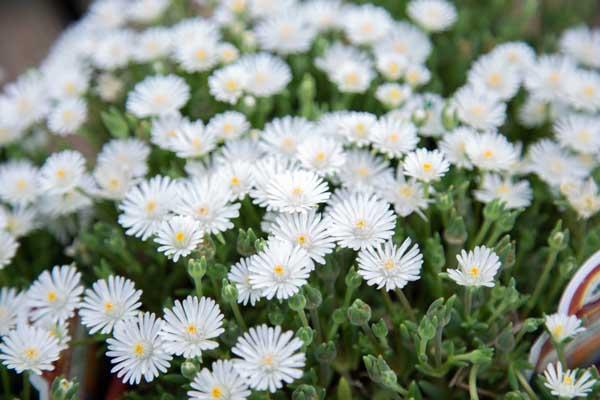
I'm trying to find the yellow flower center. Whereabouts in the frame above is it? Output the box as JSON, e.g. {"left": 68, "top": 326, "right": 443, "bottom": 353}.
{"left": 406, "top": 71, "right": 419, "bottom": 84}
{"left": 153, "top": 94, "right": 167, "bottom": 105}
{"left": 230, "top": 176, "right": 241, "bottom": 186}
{"left": 314, "top": 151, "right": 326, "bottom": 162}
{"left": 388, "top": 132, "right": 400, "bottom": 142}
{"left": 355, "top": 123, "right": 367, "bottom": 137}
{"left": 273, "top": 264, "right": 285, "bottom": 276}
{"left": 175, "top": 231, "right": 185, "bottom": 242}
{"left": 389, "top": 88, "right": 402, "bottom": 102}
{"left": 197, "top": 206, "right": 209, "bottom": 216}
{"left": 497, "top": 184, "right": 510, "bottom": 194}
{"left": 582, "top": 85, "right": 596, "bottom": 97}
{"left": 399, "top": 185, "right": 414, "bottom": 197}
{"left": 16, "top": 178, "right": 27, "bottom": 191}
{"left": 388, "top": 63, "right": 399, "bottom": 75}
{"left": 548, "top": 71, "right": 561, "bottom": 84}
{"left": 211, "top": 386, "right": 223, "bottom": 399}
{"left": 384, "top": 259, "right": 395, "bottom": 270}
{"left": 355, "top": 219, "right": 367, "bottom": 229}
{"left": 356, "top": 166, "right": 370, "bottom": 177}
{"left": 487, "top": 72, "right": 502, "bottom": 88}
{"left": 577, "top": 129, "right": 591, "bottom": 143}
{"left": 296, "top": 234, "right": 307, "bottom": 246}
{"left": 62, "top": 110, "right": 75, "bottom": 122}
{"left": 24, "top": 347, "right": 38, "bottom": 360}
{"left": 133, "top": 342, "right": 145, "bottom": 357}
{"left": 55, "top": 169, "right": 66, "bottom": 179}
{"left": 195, "top": 48, "right": 207, "bottom": 61}
{"left": 468, "top": 266, "right": 480, "bottom": 277}
{"left": 281, "top": 137, "right": 295, "bottom": 151}
{"left": 47, "top": 291, "right": 58, "bottom": 302}
{"left": 186, "top": 324, "right": 197, "bottom": 335}
{"left": 225, "top": 79, "right": 239, "bottom": 92}
{"left": 483, "top": 149, "right": 494, "bottom": 158}
{"left": 262, "top": 354, "right": 274, "bottom": 366}
{"left": 64, "top": 82, "right": 77, "bottom": 95}
{"left": 108, "top": 178, "right": 120, "bottom": 190}
{"left": 167, "top": 129, "right": 178, "bottom": 138}
{"left": 145, "top": 200, "right": 157, "bottom": 213}
{"left": 551, "top": 324, "right": 564, "bottom": 339}
{"left": 344, "top": 72, "right": 359, "bottom": 86}
{"left": 563, "top": 375, "right": 573, "bottom": 385}
{"left": 470, "top": 104, "right": 485, "bottom": 117}
{"left": 103, "top": 301, "right": 114, "bottom": 312}
{"left": 422, "top": 162, "right": 433, "bottom": 172}
{"left": 291, "top": 187, "right": 303, "bottom": 196}
{"left": 222, "top": 122, "right": 234, "bottom": 134}
{"left": 394, "top": 42, "right": 407, "bottom": 54}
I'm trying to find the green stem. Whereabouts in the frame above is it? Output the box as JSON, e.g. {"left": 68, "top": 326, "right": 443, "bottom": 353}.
{"left": 516, "top": 371, "right": 539, "bottom": 400}
{"left": 328, "top": 285, "right": 356, "bottom": 340}
{"left": 381, "top": 289, "right": 396, "bottom": 315}
{"left": 554, "top": 340, "right": 567, "bottom": 367}
{"left": 1, "top": 367, "right": 10, "bottom": 397}
{"left": 525, "top": 248, "right": 559, "bottom": 315}
{"left": 471, "top": 219, "right": 492, "bottom": 248}
{"left": 395, "top": 289, "right": 416, "bottom": 321}
{"left": 193, "top": 277, "right": 203, "bottom": 298}
{"left": 464, "top": 287, "right": 473, "bottom": 316}
{"left": 485, "top": 224, "right": 504, "bottom": 247}
{"left": 361, "top": 324, "right": 384, "bottom": 355}
{"left": 434, "top": 326, "right": 444, "bottom": 368}
{"left": 298, "top": 309, "right": 310, "bottom": 329}
{"left": 22, "top": 372, "right": 30, "bottom": 400}
{"left": 469, "top": 364, "right": 479, "bottom": 400}
{"left": 230, "top": 301, "right": 247, "bottom": 331}
{"left": 309, "top": 309, "right": 323, "bottom": 343}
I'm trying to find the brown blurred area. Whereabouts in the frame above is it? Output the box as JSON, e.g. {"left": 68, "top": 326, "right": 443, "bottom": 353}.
{"left": 0, "top": 0, "right": 90, "bottom": 86}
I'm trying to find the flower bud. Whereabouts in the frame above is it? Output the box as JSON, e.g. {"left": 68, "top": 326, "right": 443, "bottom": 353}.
{"left": 337, "top": 377, "right": 352, "bottom": 400}
{"left": 424, "top": 234, "right": 445, "bottom": 273}
{"left": 371, "top": 319, "right": 388, "bottom": 340}
{"left": 345, "top": 266, "right": 362, "bottom": 290}
{"left": 548, "top": 220, "right": 569, "bottom": 250}
{"left": 332, "top": 308, "right": 346, "bottom": 324}
{"left": 444, "top": 213, "right": 467, "bottom": 245}
{"left": 221, "top": 279, "right": 238, "bottom": 303}
{"left": 411, "top": 108, "right": 428, "bottom": 127}
{"left": 187, "top": 258, "right": 207, "bottom": 281}
{"left": 181, "top": 359, "right": 200, "bottom": 380}
{"left": 303, "top": 285, "right": 322, "bottom": 310}
{"left": 348, "top": 299, "right": 371, "bottom": 326}
{"left": 442, "top": 102, "right": 458, "bottom": 130}
{"left": 288, "top": 293, "right": 307, "bottom": 311}
{"left": 196, "top": 236, "right": 216, "bottom": 260}
{"left": 267, "top": 303, "right": 284, "bottom": 326}
{"left": 483, "top": 199, "right": 506, "bottom": 222}
{"left": 436, "top": 192, "right": 454, "bottom": 212}
{"left": 292, "top": 385, "right": 319, "bottom": 400}
{"left": 315, "top": 341, "right": 337, "bottom": 363}
{"left": 51, "top": 377, "right": 79, "bottom": 400}
{"left": 297, "top": 326, "right": 314, "bottom": 346}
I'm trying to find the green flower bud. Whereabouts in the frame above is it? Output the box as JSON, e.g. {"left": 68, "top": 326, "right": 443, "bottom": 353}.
{"left": 221, "top": 279, "right": 238, "bottom": 303}
{"left": 460, "top": 347, "right": 494, "bottom": 365}
{"left": 303, "top": 285, "right": 322, "bottom": 310}
{"left": 288, "top": 293, "right": 307, "bottom": 312}
{"left": 299, "top": 74, "right": 316, "bottom": 102}
{"left": 207, "top": 263, "right": 228, "bottom": 282}
{"left": 336, "top": 377, "right": 352, "bottom": 400}
{"left": 483, "top": 199, "right": 506, "bottom": 222}
{"left": 188, "top": 258, "right": 207, "bottom": 280}
{"left": 267, "top": 303, "right": 285, "bottom": 326}
{"left": 436, "top": 192, "right": 454, "bottom": 212}
{"left": 521, "top": 317, "right": 544, "bottom": 333}
{"left": 292, "top": 385, "right": 319, "bottom": 400}
{"left": 315, "top": 341, "right": 337, "bottom": 363}
{"left": 181, "top": 359, "right": 200, "bottom": 380}
{"left": 345, "top": 266, "right": 362, "bottom": 290}
{"left": 51, "top": 377, "right": 79, "bottom": 400}
{"left": 444, "top": 213, "right": 467, "bottom": 245}
{"left": 255, "top": 238, "right": 267, "bottom": 253}
{"left": 332, "top": 308, "right": 346, "bottom": 324}
{"left": 237, "top": 228, "right": 257, "bottom": 256}
{"left": 347, "top": 299, "right": 371, "bottom": 326}
{"left": 418, "top": 317, "right": 436, "bottom": 342}
{"left": 372, "top": 319, "right": 388, "bottom": 340}
{"left": 441, "top": 103, "right": 458, "bottom": 130}
{"left": 297, "top": 326, "right": 314, "bottom": 346}
{"left": 559, "top": 256, "right": 577, "bottom": 279}
{"left": 364, "top": 355, "right": 398, "bottom": 389}
{"left": 496, "top": 209, "right": 521, "bottom": 233}
{"left": 411, "top": 108, "right": 428, "bottom": 127}
{"left": 548, "top": 220, "right": 569, "bottom": 251}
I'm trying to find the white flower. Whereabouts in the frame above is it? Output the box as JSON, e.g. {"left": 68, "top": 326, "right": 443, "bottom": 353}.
{"left": 260, "top": 116, "right": 314, "bottom": 158}
{"left": 175, "top": 177, "right": 240, "bottom": 235}
{"left": 80, "top": 275, "right": 143, "bottom": 335}
{"left": 560, "top": 26, "right": 600, "bottom": 68}
{"left": 296, "top": 136, "right": 346, "bottom": 177}
{"left": 39, "top": 150, "right": 86, "bottom": 195}
{"left": 255, "top": 12, "right": 316, "bottom": 55}
{"left": 439, "top": 127, "right": 476, "bottom": 169}
{"left": 189, "top": 359, "right": 251, "bottom": 400}
{"left": 271, "top": 211, "right": 335, "bottom": 265}
{"left": 474, "top": 174, "right": 532, "bottom": 210}
{"left": 175, "top": 39, "right": 219, "bottom": 73}
{"left": 228, "top": 257, "right": 263, "bottom": 306}
{"left": 171, "top": 120, "right": 217, "bottom": 159}
{"left": 357, "top": 238, "right": 423, "bottom": 291}
{"left": 0, "top": 160, "right": 40, "bottom": 206}
{"left": 465, "top": 132, "right": 518, "bottom": 172}
{"left": 342, "top": 4, "right": 393, "bottom": 46}
{"left": 453, "top": 85, "right": 506, "bottom": 130}
{"left": 316, "top": 44, "right": 373, "bottom": 94}
{"left": 338, "top": 149, "right": 393, "bottom": 194}
{"left": 45, "top": 65, "right": 90, "bottom": 101}
{"left": 0, "top": 231, "right": 18, "bottom": 269}
{"left": 160, "top": 296, "right": 225, "bottom": 358}
{"left": 218, "top": 42, "right": 240, "bottom": 64}
{"left": 379, "top": 172, "right": 429, "bottom": 218}
{"left": 403, "top": 148, "right": 450, "bottom": 183}
{"left": 336, "top": 111, "right": 376, "bottom": 147}
{"left": 565, "top": 178, "right": 600, "bottom": 219}
{"left": 545, "top": 313, "right": 585, "bottom": 343}
{"left": 92, "top": 163, "right": 138, "bottom": 200}
{"left": 133, "top": 28, "right": 172, "bottom": 63}
{"left": 237, "top": 53, "right": 292, "bottom": 97}
{"left": 1, "top": 206, "right": 37, "bottom": 238}
{"left": 543, "top": 363, "right": 596, "bottom": 399}
{"left": 0, "top": 288, "right": 24, "bottom": 335}
{"left": 248, "top": 239, "right": 313, "bottom": 300}
{"left": 447, "top": 246, "right": 501, "bottom": 287}
{"left": 566, "top": 70, "right": 600, "bottom": 113}
{"left": 554, "top": 114, "right": 600, "bottom": 155}
{"left": 0, "top": 324, "right": 61, "bottom": 375}
{"left": 489, "top": 42, "right": 536, "bottom": 74}
{"left": 97, "top": 73, "right": 124, "bottom": 102}
{"left": 376, "top": 53, "right": 408, "bottom": 81}
{"left": 404, "top": 64, "right": 431, "bottom": 88}
{"left": 407, "top": 0, "right": 457, "bottom": 32}
{"left": 232, "top": 324, "right": 305, "bottom": 393}
{"left": 155, "top": 216, "right": 204, "bottom": 262}
{"left": 527, "top": 140, "right": 589, "bottom": 187}
{"left": 209, "top": 65, "right": 248, "bottom": 104}
{"left": 150, "top": 113, "right": 186, "bottom": 150}
{"left": 467, "top": 55, "right": 521, "bottom": 100}
{"left": 375, "top": 83, "right": 412, "bottom": 108}
{"left": 524, "top": 55, "right": 576, "bottom": 101}
{"left": 106, "top": 312, "right": 172, "bottom": 385}
{"left": 263, "top": 170, "right": 330, "bottom": 213}
{"left": 375, "top": 23, "right": 431, "bottom": 64}
{"left": 326, "top": 192, "right": 396, "bottom": 250}
{"left": 92, "top": 30, "right": 133, "bottom": 70}
{"left": 250, "top": 157, "right": 302, "bottom": 208}
{"left": 215, "top": 161, "right": 255, "bottom": 201}
{"left": 302, "top": 0, "right": 343, "bottom": 32}
{"left": 129, "top": 0, "right": 169, "bottom": 22}
{"left": 126, "top": 75, "right": 190, "bottom": 118}
{"left": 96, "top": 138, "right": 149, "bottom": 174}
{"left": 207, "top": 111, "right": 249, "bottom": 142}
{"left": 27, "top": 265, "right": 83, "bottom": 325}
{"left": 0, "top": 73, "right": 49, "bottom": 131}
{"left": 372, "top": 116, "right": 418, "bottom": 158}
{"left": 47, "top": 98, "right": 87, "bottom": 136}
{"left": 118, "top": 176, "right": 176, "bottom": 240}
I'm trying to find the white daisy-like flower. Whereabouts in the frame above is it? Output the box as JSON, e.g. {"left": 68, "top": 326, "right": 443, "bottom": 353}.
{"left": 88, "top": 0, "right": 127, "bottom": 29}
{"left": 209, "top": 65, "right": 248, "bottom": 105}
{"left": 45, "top": 65, "right": 90, "bottom": 101}
{"left": 465, "top": 132, "right": 518, "bottom": 172}
{"left": 271, "top": 211, "right": 335, "bottom": 265}
{"left": 376, "top": 53, "right": 408, "bottom": 81}
{"left": 218, "top": 42, "right": 240, "bottom": 64}
{"left": 133, "top": 27, "right": 172, "bottom": 63}
{"left": 232, "top": 324, "right": 305, "bottom": 393}
{"left": 207, "top": 111, "right": 250, "bottom": 142}
{"left": 338, "top": 149, "right": 393, "bottom": 194}
{"left": 175, "top": 177, "right": 240, "bottom": 235}
{"left": 316, "top": 44, "right": 373, "bottom": 93}
{"left": 326, "top": 192, "right": 396, "bottom": 250}
{"left": 397, "top": 93, "right": 446, "bottom": 137}
{"left": 260, "top": 116, "right": 314, "bottom": 158}
{"left": 126, "top": 74, "right": 190, "bottom": 118}
{"left": 171, "top": 120, "right": 217, "bottom": 159}
{"left": 560, "top": 26, "right": 600, "bottom": 69}
{"left": 0, "top": 160, "right": 40, "bottom": 206}
{"left": 296, "top": 136, "right": 346, "bottom": 177}
{"left": 545, "top": 313, "right": 585, "bottom": 343}
{"left": 250, "top": 157, "right": 302, "bottom": 208}
{"left": 527, "top": 140, "right": 589, "bottom": 187}
{"left": 80, "top": 275, "right": 143, "bottom": 335}
{"left": 27, "top": 264, "right": 83, "bottom": 325}
{"left": 255, "top": 12, "right": 316, "bottom": 55}
{"left": 302, "top": 0, "right": 343, "bottom": 32}
{"left": 1, "top": 206, "right": 37, "bottom": 238}
{"left": 403, "top": 148, "right": 450, "bottom": 183}
{"left": 375, "top": 22, "right": 432, "bottom": 64}
{"left": 215, "top": 161, "right": 255, "bottom": 201}
{"left": 342, "top": 4, "right": 393, "bottom": 46}
{"left": 91, "top": 30, "right": 133, "bottom": 70}
{"left": 228, "top": 257, "right": 263, "bottom": 307}
{"left": 447, "top": 246, "right": 501, "bottom": 288}
{"left": 0, "top": 324, "right": 61, "bottom": 375}
{"left": 474, "top": 174, "right": 532, "bottom": 210}
{"left": 565, "top": 178, "right": 600, "bottom": 220}
{"left": 439, "top": 126, "right": 476, "bottom": 169}
{"left": 155, "top": 216, "right": 204, "bottom": 262}
{"left": 453, "top": 85, "right": 506, "bottom": 131}
{"left": 518, "top": 95, "right": 552, "bottom": 128}
{"left": 0, "top": 288, "right": 24, "bottom": 335}
{"left": 237, "top": 53, "right": 292, "bottom": 97}
{"left": 380, "top": 172, "right": 429, "bottom": 218}
{"left": 96, "top": 138, "right": 149, "bottom": 177}
{"left": 150, "top": 113, "right": 186, "bottom": 150}
{"left": 128, "top": 0, "right": 170, "bottom": 23}
{"left": 248, "top": 239, "right": 313, "bottom": 300}
{"left": 0, "top": 231, "right": 18, "bottom": 270}
{"left": 263, "top": 170, "right": 330, "bottom": 214}
{"left": 0, "top": 73, "right": 49, "bottom": 131}
{"left": 106, "top": 312, "right": 172, "bottom": 385}
{"left": 375, "top": 83, "right": 412, "bottom": 108}
{"left": 336, "top": 111, "right": 376, "bottom": 147}
{"left": 404, "top": 64, "right": 431, "bottom": 88}
{"left": 357, "top": 238, "right": 423, "bottom": 291}
{"left": 543, "top": 363, "right": 596, "bottom": 399}
{"left": 372, "top": 116, "right": 418, "bottom": 158}
{"left": 92, "top": 163, "right": 138, "bottom": 200}
{"left": 96, "top": 73, "right": 124, "bottom": 102}
{"left": 407, "top": 0, "right": 457, "bottom": 32}
{"left": 467, "top": 55, "right": 521, "bottom": 100}
{"left": 160, "top": 296, "right": 224, "bottom": 358}
{"left": 39, "top": 150, "right": 86, "bottom": 195}
{"left": 189, "top": 359, "right": 251, "bottom": 400}
{"left": 566, "top": 69, "right": 600, "bottom": 113}
{"left": 118, "top": 176, "right": 176, "bottom": 240}
{"left": 47, "top": 98, "right": 87, "bottom": 136}
{"left": 524, "top": 55, "right": 576, "bottom": 101}
{"left": 174, "top": 40, "right": 220, "bottom": 73}
{"left": 489, "top": 42, "right": 536, "bottom": 74}
{"left": 554, "top": 114, "right": 600, "bottom": 155}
